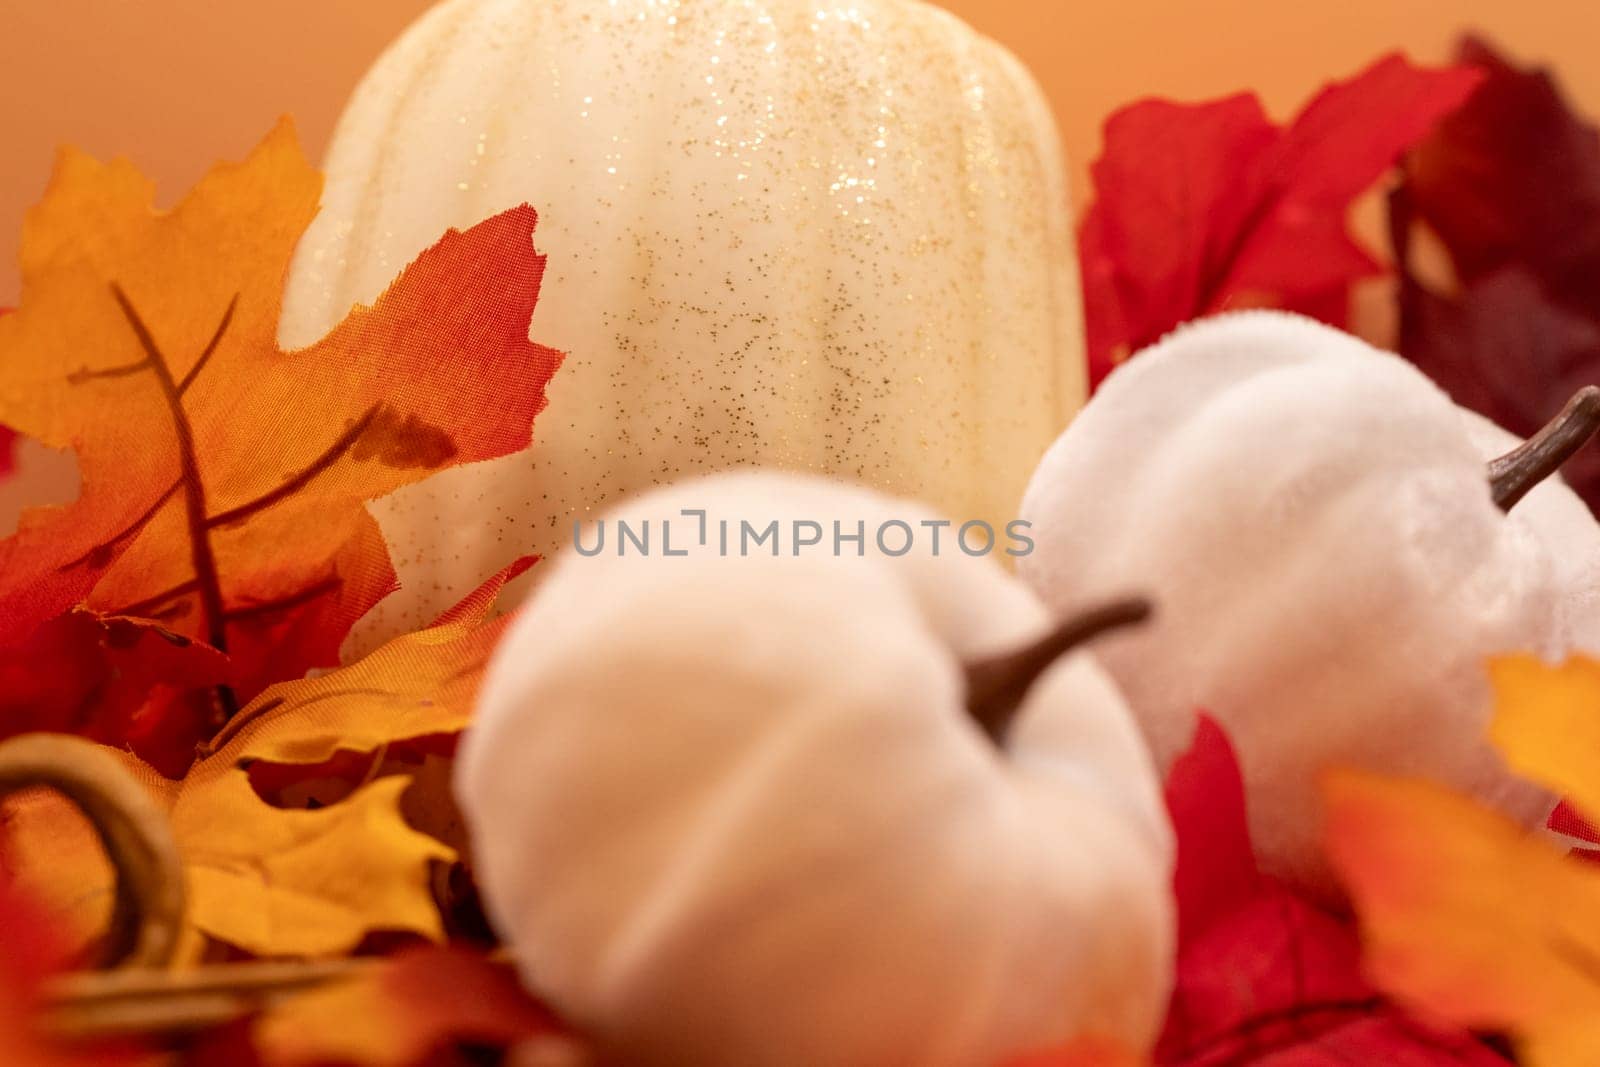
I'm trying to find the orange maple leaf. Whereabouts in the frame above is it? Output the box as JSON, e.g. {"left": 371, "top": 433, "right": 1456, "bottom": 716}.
{"left": 0, "top": 119, "right": 561, "bottom": 767}
{"left": 1324, "top": 654, "right": 1600, "bottom": 1066}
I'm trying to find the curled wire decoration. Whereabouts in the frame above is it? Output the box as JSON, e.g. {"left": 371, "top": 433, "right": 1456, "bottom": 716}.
{"left": 0, "top": 733, "right": 185, "bottom": 969}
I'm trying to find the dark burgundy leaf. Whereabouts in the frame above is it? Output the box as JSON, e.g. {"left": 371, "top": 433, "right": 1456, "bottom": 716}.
{"left": 1393, "top": 36, "right": 1600, "bottom": 511}
{"left": 1406, "top": 36, "right": 1600, "bottom": 312}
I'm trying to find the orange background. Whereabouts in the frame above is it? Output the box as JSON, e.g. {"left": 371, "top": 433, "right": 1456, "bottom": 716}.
{"left": 3, "top": 0, "right": 1599, "bottom": 303}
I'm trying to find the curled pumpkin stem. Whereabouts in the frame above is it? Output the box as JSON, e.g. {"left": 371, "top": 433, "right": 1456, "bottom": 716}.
{"left": 1488, "top": 385, "right": 1600, "bottom": 511}
{"left": 965, "top": 597, "right": 1153, "bottom": 743}
{"left": 0, "top": 734, "right": 185, "bottom": 970}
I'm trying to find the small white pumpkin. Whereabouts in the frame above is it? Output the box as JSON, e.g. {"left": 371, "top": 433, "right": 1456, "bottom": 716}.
{"left": 281, "top": 0, "right": 1083, "bottom": 649}
{"left": 1019, "top": 310, "right": 1600, "bottom": 892}
{"left": 457, "top": 472, "right": 1174, "bottom": 1067}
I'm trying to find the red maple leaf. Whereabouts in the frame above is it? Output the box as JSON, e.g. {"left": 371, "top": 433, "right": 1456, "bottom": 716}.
{"left": 0, "top": 611, "right": 226, "bottom": 769}
{"left": 1157, "top": 716, "right": 1512, "bottom": 1065}
{"left": 1081, "top": 55, "right": 1482, "bottom": 388}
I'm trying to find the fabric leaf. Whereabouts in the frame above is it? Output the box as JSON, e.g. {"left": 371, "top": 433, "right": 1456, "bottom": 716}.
{"left": 0, "top": 119, "right": 562, "bottom": 763}
{"left": 1324, "top": 769, "right": 1600, "bottom": 1067}
{"left": 1160, "top": 716, "right": 1511, "bottom": 1065}
{"left": 1392, "top": 36, "right": 1600, "bottom": 511}
{"left": 1082, "top": 55, "right": 1480, "bottom": 387}
{"left": 209, "top": 556, "right": 533, "bottom": 772}
{"left": 1, "top": 564, "right": 525, "bottom": 957}
{"left": 1489, "top": 655, "right": 1600, "bottom": 822}
{"left": 1324, "top": 653, "right": 1600, "bottom": 1066}
{"left": 1404, "top": 36, "right": 1600, "bottom": 311}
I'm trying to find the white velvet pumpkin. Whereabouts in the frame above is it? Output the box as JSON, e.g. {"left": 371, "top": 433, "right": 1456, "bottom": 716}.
{"left": 458, "top": 471, "right": 1174, "bottom": 1067}
{"left": 1019, "top": 311, "right": 1600, "bottom": 893}
{"left": 280, "top": 0, "right": 1083, "bottom": 650}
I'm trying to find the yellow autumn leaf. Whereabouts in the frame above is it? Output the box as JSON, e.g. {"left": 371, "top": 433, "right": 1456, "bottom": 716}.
{"left": 1489, "top": 654, "right": 1600, "bottom": 819}
{"left": 202, "top": 556, "right": 524, "bottom": 771}
{"left": 0, "top": 563, "right": 525, "bottom": 958}
{"left": 180, "top": 774, "right": 451, "bottom": 956}
{"left": 1324, "top": 653, "right": 1600, "bottom": 1067}
{"left": 4, "top": 754, "right": 447, "bottom": 961}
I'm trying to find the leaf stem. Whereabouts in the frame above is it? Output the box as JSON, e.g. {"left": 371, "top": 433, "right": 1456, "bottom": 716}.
{"left": 110, "top": 284, "right": 236, "bottom": 717}
{"left": 205, "top": 404, "right": 377, "bottom": 530}
{"left": 57, "top": 478, "right": 181, "bottom": 572}
{"left": 108, "top": 578, "right": 202, "bottom": 620}
{"left": 176, "top": 294, "right": 237, "bottom": 397}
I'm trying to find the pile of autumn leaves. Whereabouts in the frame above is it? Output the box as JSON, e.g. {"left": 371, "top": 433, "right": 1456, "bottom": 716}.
{"left": 2, "top": 29, "right": 1600, "bottom": 1067}
{"left": 0, "top": 123, "right": 571, "bottom": 1062}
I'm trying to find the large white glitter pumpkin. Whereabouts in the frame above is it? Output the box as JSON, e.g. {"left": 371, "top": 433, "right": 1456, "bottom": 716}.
{"left": 279, "top": 0, "right": 1083, "bottom": 646}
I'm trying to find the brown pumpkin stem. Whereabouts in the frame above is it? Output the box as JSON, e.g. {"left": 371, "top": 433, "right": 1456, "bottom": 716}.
{"left": 965, "top": 597, "right": 1153, "bottom": 743}
{"left": 1488, "top": 385, "right": 1600, "bottom": 511}
{"left": 0, "top": 734, "right": 185, "bottom": 970}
